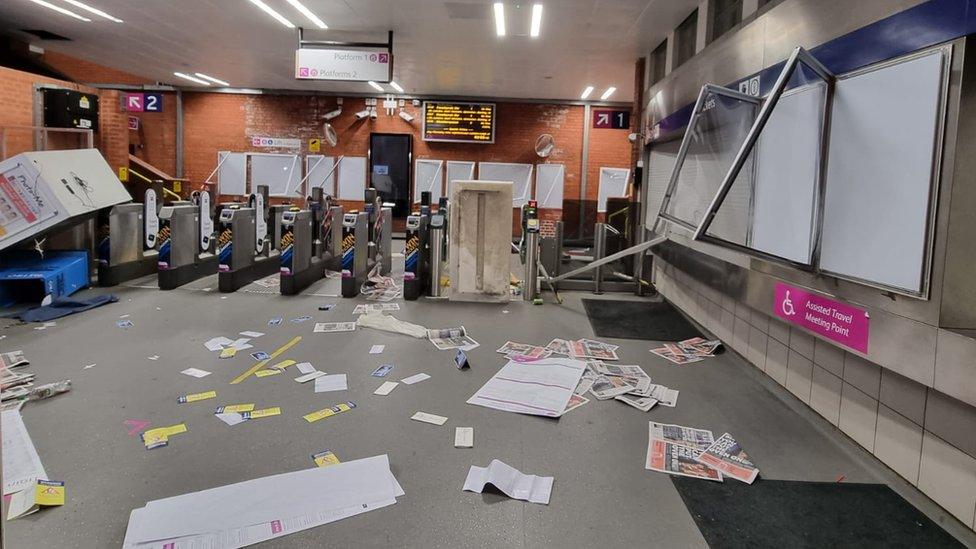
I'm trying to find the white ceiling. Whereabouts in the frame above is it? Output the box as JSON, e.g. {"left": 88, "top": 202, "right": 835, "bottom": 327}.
{"left": 0, "top": 0, "right": 698, "bottom": 101}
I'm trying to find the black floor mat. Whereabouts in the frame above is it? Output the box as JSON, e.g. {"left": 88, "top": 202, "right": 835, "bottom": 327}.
{"left": 672, "top": 477, "right": 963, "bottom": 549}
{"left": 581, "top": 299, "right": 702, "bottom": 341}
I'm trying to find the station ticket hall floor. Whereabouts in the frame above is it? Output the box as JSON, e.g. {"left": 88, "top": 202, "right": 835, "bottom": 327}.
{"left": 3, "top": 245, "right": 975, "bottom": 548}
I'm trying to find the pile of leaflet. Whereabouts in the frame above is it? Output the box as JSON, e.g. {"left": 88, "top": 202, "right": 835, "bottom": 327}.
{"left": 122, "top": 455, "right": 404, "bottom": 549}
{"left": 650, "top": 337, "right": 723, "bottom": 365}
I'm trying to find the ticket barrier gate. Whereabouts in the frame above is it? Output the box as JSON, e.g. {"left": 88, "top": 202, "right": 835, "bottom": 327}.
{"left": 340, "top": 211, "right": 370, "bottom": 298}
{"left": 403, "top": 212, "right": 428, "bottom": 300}
{"left": 96, "top": 188, "right": 161, "bottom": 286}
{"left": 279, "top": 196, "right": 343, "bottom": 296}
{"left": 216, "top": 194, "right": 281, "bottom": 292}
{"left": 157, "top": 191, "right": 218, "bottom": 290}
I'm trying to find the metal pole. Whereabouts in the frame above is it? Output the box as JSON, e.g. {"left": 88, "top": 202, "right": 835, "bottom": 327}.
{"left": 523, "top": 231, "right": 539, "bottom": 301}
{"left": 580, "top": 103, "right": 591, "bottom": 240}
{"left": 593, "top": 222, "right": 606, "bottom": 294}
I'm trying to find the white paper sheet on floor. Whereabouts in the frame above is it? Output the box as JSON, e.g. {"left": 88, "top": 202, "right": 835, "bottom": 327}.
{"left": 466, "top": 357, "right": 586, "bottom": 417}
{"left": 2, "top": 410, "right": 47, "bottom": 495}
{"left": 355, "top": 311, "right": 428, "bottom": 338}
{"left": 122, "top": 454, "right": 403, "bottom": 548}
{"left": 462, "top": 459, "right": 553, "bottom": 505}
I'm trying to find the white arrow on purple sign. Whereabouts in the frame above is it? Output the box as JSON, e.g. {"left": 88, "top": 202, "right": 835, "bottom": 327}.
{"left": 597, "top": 113, "right": 610, "bottom": 126}
{"left": 126, "top": 93, "right": 144, "bottom": 112}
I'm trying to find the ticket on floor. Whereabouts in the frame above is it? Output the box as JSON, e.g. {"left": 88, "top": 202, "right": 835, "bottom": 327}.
{"left": 242, "top": 407, "right": 281, "bottom": 420}
{"left": 177, "top": 391, "right": 216, "bottom": 404}
{"left": 411, "top": 412, "right": 448, "bottom": 426}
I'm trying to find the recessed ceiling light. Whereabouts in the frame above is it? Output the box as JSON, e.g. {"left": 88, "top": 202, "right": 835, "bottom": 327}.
{"left": 600, "top": 86, "right": 616, "bottom": 100}
{"left": 194, "top": 73, "right": 230, "bottom": 86}
{"left": 26, "top": 0, "right": 91, "bottom": 22}
{"left": 247, "top": 0, "right": 295, "bottom": 28}
{"left": 60, "top": 0, "right": 123, "bottom": 22}
{"left": 493, "top": 2, "right": 505, "bottom": 37}
{"left": 389, "top": 81, "right": 404, "bottom": 93}
{"left": 284, "top": 0, "right": 327, "bottom": 29}
{"left": 174, "top": 72, "right": 211, "bottom": 86}
{"left": 530, "top": 4, "right": 543, "bottom": 38}
{"left": 367, "top": 81, "right": 384, "bottom": 92}
{"left": 580, "top": 86, "right": 594, "bottom": 100}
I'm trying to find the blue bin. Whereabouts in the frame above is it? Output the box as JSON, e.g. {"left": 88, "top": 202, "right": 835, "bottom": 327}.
{"left": 0, "top": 251, "right": 90, "bottom": 307}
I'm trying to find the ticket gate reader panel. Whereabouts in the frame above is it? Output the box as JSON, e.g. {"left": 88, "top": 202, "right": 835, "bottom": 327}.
{"left": 157, "top": 202, "right": 218, "bottom": 290}
{"left": 96, "top": 198, "right": 160, "bottom": 286}
{"left": 404, "top": 213, "right": 428, "bottom": 300}
{"left": 280, "top": 209, "right": 320, "bottom": 295}
{"left": 217, "top": 207, "right": 280, "bottom": 292}
{"left": 341, "top": 211, "right": 370, "bottom": 298}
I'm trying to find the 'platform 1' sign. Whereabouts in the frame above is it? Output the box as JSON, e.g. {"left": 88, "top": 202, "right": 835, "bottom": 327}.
{"left": 593, "top": 109, "right": 630, "bottom": 129}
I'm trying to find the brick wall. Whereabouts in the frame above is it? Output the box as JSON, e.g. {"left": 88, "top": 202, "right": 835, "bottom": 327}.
{"left": 182, "top": 93, "right": 634, "bottom": 231}
{"left": 43, "top": 50, "right": 153, "bottom": 86}
{"left": 0, "top": 65, "right": 127, "bottom": 171}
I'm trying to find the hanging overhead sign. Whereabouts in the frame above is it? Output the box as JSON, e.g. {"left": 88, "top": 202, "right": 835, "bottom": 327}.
{"left": 295, "top": 48, "right": 391, "bottom": 82}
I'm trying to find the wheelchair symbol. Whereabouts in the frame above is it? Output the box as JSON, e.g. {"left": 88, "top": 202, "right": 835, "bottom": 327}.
{"left": 782, "top": 290, "right": 796, "bottom": 316}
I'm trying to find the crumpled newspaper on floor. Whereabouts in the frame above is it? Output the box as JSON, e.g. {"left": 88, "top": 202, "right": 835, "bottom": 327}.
{"left": 361, "top": 265, "right": 401, "bottom": 301}
{"left": 355, "top": 311, "right": 427, "bottom": 338}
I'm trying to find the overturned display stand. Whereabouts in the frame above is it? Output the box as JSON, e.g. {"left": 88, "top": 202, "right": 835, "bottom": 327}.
{"left": 448, "top": 180, "right": 512, "bottom": 303}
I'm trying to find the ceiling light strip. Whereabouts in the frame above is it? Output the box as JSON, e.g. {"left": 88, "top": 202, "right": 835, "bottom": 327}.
{"left": 389, "top": 81, "right": 404, "bottom": 93}
{"left": 284, "top": 0, "right": 327, "bottom": 29}
{"left": 194, "top": 73, "right": 230, "bottom": 86}
{"left": 600, "top": 86, "right": 616, "bottom": 100}
{"left": 580, "top": 86, "right": 594, "bottom": 100}
{"left": 530, "top": 4, "right": 543, "bottom": 37}
{"left": 60, "top": 0, "right": 123, "bottom": 22}
{"left": 247, "top": 0, "right": 295, "bottom": 28}
{"left": 493, "top": 3, "right": 506, "bottom": 37}
{"left": 26, "top": 0, "right": 91, "bottom": 22}
{"left": 174, "top": 72, "right": 211, "bottom": 86}
{"left": 367, "top": 81, "right": 384, "bottom": 92}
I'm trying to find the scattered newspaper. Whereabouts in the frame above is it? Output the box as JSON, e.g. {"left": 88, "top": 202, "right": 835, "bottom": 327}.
{"left": 695, "top": 433, "right": 759, "bottom": 484}
{"left": 591, "top": 363, "right": 652, "bottom": 397}
{"left": 428, "top": 326, "right": 479, "bottom": 351}
{"left": 574, "top": 372, "right": 598, "bottom": 396}
{"left": 589, "top": 375, "right": 634, "bottom": 400}
{"left": 496, "top": 341, "right": 549, "bottom": 359}
{"left": 650, "top": 337, "right": 723, "bottom": 365}
{"left": 649, "top": 385, "right": 679, "bottom": 407}
{"left": 570, "top": 339, "right": 619, "bottom": 361}
{"left": 561, "top": 394, "right": 590, "bottom": 415}
{"left": 314, "top": 322, "right": 357, "bottom": 333}
{"left": 544, "top": 338, "right": 573, "bottom": 356}
{"left": 353, "top": 303, "right": 400, "bottom": 315}
{"left": 615, "top": 393, "right": 657, "bottom": 412}
{"left": 645, "top": 422, "right": 722, "bottom": 481}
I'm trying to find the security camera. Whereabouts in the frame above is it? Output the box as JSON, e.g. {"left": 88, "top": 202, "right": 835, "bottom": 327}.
{"left": 399, "top": 110, "right": 414, "bottom": 123}
{"left": 324, "top": 108, "right": 342, "bottom": 120}
{"left": 628, "top": 132, "right": 640, "bottom": 143}
{"left": 355, "top": 109, "right": 370, "bottom": 119}
{"left": 369, "top": 107, "right": 377, "bottom": 119}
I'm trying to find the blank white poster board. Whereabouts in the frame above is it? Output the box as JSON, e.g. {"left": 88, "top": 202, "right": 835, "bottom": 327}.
{"left": 306, "top": 155, "right": 336, "bottom": 195}
{"left": 414, "top": 159, "right": 444, "bottom": 203}
{"left": 750, "top": 83, "right": 826, "bottom": 264}
{"left": 338, "top": 156, "right": 367, "bottom": 200}
{"left": 250, "top": 154, "right": 301, "bottom": 197}
{"left": 645, "top": 140, "right": 681, "bottom": 233}
{"left": 535, "top": 164, "right": 565, "bottom": 209}
{"left": 598, "top": 167, "right": 630, "bottom": 212}
{"left": 479, "top": 162, "right": 533, "bottom": 207}
{"left": 446, "top": 161, "right": 476, "bottom": 202}
{"left": 217, "top": 152, "right": 247, "bottom": 196}
{"left": 820, "top": 50, "right": 945, "bottom": 293}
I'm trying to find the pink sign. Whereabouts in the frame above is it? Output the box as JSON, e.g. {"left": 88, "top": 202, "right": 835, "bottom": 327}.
{"left": 270, "top": 520, "right": 283, "bottom": 534}
{"left": 125, "top": 93, "right": 144, "bottom": 112}
{"left": 772, "top": 282, "right": 869, "bottom": 354}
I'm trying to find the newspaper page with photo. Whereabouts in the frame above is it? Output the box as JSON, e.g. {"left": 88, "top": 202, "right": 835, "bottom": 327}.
{"left": 695, "top": 433, "right": 759, "bottom": 484}
{"left": 648, "top": 422, "right": 714, "bottom": 450}
{"left": 645, "top": 439, "right": 723, "bottom": 482}
{"left": 427, "top": 326, "right": 479, "bottom": 351}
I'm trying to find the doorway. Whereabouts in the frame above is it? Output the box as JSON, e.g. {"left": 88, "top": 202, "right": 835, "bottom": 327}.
{"left": 369, "top": 133, "right": 412, "bottom": 229}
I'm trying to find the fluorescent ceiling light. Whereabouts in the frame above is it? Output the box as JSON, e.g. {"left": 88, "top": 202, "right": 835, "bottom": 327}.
{"left": 247, "top": 0, "right": 295, "bottom": 28}
{"left": 530, "top": 4, "right": 543, "bottom": 37}
{"left": 194, "top": 73, "right": 230, "bottom": 86}
{"left": 389, "top": 81, "right": 404, "bottom": 93}
{"left": 580, "top": 86, "right": 594, "bottom": 100}
{"left": 493, "top": 2, "right": 505, "bottom": 37}
{"left": 174, "top": 72, "right": 211, "bottom": 86}
{"left": 60, "top": 0, "right": 123, "bottom": 22}
{"left": 367, "top": 81, "right": 384, "bottom": 92}
{"left": 26, "top": 0, "right": 91, "bottom": 22}
{"left": 284, "top": 0, "right": 327, "bottom": 29}
{"left": 600, "top": 86, "right": 616, "bottom": 100}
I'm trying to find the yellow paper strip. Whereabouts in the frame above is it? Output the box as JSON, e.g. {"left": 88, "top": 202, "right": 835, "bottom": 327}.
{"left": 215, "top": 404, "right": 255, "bottom": 413}
{"left": 219, "top": 347, "right": 238, "bottom": 359}
{"left": 244, "top": 407, "right": 281, "bottom": 419}
{"left": 254, "top": 369, "right": 281, "bottom": 378}
{"left": 177, "top": 390, "right": 217, "bottom": 403}
{"left": 271, "top": 359, "right": 297, "bottom": 370}
{"left": 231, "top": 336, "right": 302, "bottom": 385}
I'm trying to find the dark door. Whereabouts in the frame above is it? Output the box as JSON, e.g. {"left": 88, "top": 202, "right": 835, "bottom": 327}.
{"left": 369, "top": 133, "right": 412, "bottom": 220}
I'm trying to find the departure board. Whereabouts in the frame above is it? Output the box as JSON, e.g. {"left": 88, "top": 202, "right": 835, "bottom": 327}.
{"left": 422, "top": 102, "right": 496, "bottom": 143}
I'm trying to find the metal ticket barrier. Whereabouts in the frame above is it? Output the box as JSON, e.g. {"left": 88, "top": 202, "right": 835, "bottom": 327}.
{"left": 403, "top": 211, "right": 428, "bottom": 300}
{"left": 437, "top": 196, "right": 450, "bottom": 261}
{"left": 279, "top": 190, "right": 343, "bottom": 296}
{"left": 340, "top": 211, "right": 370, "bottom": 298}
{"left": 216, "top": 186, "right": 281, "bottom": 292}
{"left": 156, "top": 190, "right": 219, "bottom": 290}
{"left": 96, "top": 188, "right": 161, "bottom": 286}
{"left": 375, "top": 203, "right": 393, "bottom": 275}
{"left": 428, "top": 212, "right": 446, "bottom": 298}
{"left": 522, "top": 201, "right": 540, "bottom": 302}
